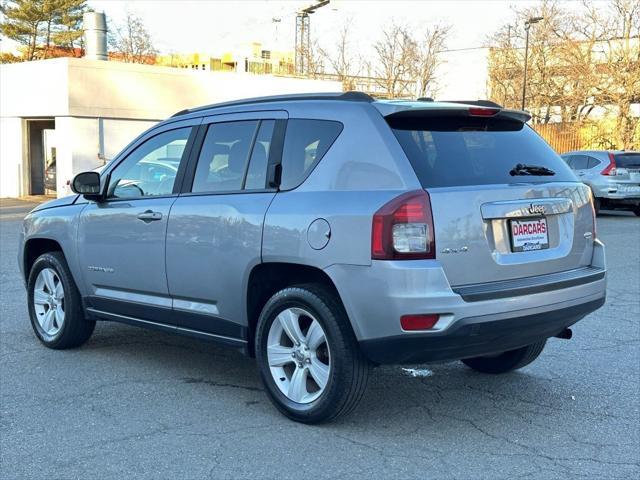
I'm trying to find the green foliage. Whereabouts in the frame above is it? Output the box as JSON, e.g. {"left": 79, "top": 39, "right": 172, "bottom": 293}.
{"left": 0, "top": 0, "right": 87, "bottom": 60}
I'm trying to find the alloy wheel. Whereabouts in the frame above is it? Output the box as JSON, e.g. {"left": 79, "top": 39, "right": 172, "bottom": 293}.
{"left": 33, "top": 268, "right": 65, "bottom": 336}
{"left": 266, "top": 307, "right": 331, "bottom": 404}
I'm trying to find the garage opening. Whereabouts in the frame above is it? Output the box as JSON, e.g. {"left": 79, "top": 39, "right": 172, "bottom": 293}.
{"left": 27, "top": 119, "right": 56, "bottom": 196}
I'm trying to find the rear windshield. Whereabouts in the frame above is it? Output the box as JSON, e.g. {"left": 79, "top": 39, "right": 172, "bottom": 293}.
{"left": 614, "top": 153, "right": 640, "bottom": 169}
{"left": 388, "top": 116, "right": 575, "bottom": 188}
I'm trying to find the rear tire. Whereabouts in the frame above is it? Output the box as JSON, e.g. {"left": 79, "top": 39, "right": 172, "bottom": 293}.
{"left": 255, "top": 284, "right": 370, "bottom": 423}
{"left": 461, "top": 341, "right": 546, "bottom": 374}
{"left": 27, "top": 252, "right": 95, "bottom": 349}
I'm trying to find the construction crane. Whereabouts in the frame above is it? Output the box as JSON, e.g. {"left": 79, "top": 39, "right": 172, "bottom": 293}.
{"left": 295, "top": 0, "right": 330, "bottom": 75}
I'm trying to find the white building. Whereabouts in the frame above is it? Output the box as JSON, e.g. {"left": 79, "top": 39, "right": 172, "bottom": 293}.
{"left": 0, "top": 57, "right": 340, "bottom": 198}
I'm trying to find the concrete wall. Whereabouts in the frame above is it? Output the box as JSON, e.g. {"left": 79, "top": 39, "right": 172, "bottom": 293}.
{"left": 54, "top": 117, "right": 156, "bottom": 196}
{"left": 0, "top": 117, "right": 24, "bottom": 198}
{"left": 1, "top": 57, "right": 341, "bottom": 119}
{"left": 0, "top": 58, "right": 341, "bottom": 198}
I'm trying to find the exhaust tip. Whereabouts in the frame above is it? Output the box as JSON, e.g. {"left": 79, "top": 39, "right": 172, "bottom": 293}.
{"left": 555, "top": 328, "right": 573, "bottom": 340}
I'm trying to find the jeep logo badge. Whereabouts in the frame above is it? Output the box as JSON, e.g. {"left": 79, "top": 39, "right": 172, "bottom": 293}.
{"left": 528, "top": 203, "right": 546, "bottom": 215}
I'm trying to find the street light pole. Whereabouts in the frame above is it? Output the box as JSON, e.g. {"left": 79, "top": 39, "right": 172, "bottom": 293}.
{"left": 521, "top": 16, "right": 543, "bottom": 111}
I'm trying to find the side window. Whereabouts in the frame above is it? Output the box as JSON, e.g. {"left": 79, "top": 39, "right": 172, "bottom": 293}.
{"left": 245, "top": 120, "right": 275, "bottom": 190}
{"left": 280, "top": 119, "right": 343, "bottom": 190}
{"left": 561, "top": 155, "right": 574, "bottom": 168}
{"left": 586, "top": 156, "right": 600, "bottom": 169}
{"left": 571, "top": 155, "right": 589, "bottom": 170}
{"left": 108, "top": 128, "right": 191, "bottom": 199}
{"left": 192, "top": 121, "right": 258, "bottom": 193}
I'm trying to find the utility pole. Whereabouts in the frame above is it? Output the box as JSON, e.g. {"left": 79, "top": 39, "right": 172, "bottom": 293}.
{"left": 295, "top": 0, "right": 330, "bottom": 75}
{"left": 521, "top": 16, "right": 543, "bottom": 110}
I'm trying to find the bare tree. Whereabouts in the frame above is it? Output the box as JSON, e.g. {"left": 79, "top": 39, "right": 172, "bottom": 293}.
{"left": 108, "top": 10, "right": 157, "bottom": 64}
{"left": 306, "top": 37, "right": 325, "bottom": 78}
{"left": 587, "top": 0, "right": 640, "bottom": 149}
{"left": 319, "top": 21, "right": 360, "bottom": 90}
{"left": 487, "top": 24, "right": 523, "bottom": 109}
{"left": 373, "top": 23, "right": 416, "bottom": 98}
{"left": 488, "top": 2, "right": 588, "bottom": 119}
{"left": 413, "top": 24, "right": 450, "bottom": 98}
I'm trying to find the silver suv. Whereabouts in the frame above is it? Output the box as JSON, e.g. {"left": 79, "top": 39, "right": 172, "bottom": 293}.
{"left": 19, "top": 93, "right": 607, "bottom": 423}
{"left": 561, "top": 150, "right": 640, "bottom": 216}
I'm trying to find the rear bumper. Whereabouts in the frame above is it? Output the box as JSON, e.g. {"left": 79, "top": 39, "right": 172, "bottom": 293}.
{"left": 592, "top": 182, "right": 640, "bottom": 202}
{"left": 325, "top": 240, "right": 607, "bottom": 365}
{"left": 601, "top": 196, "right": 640, "bottom": 207}
{"left": 359, "top": 297, "right": 604, "bottom": 364}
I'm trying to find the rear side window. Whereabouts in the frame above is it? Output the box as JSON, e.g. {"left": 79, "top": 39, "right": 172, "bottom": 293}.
{"left": 245, "top": 120, "right": 275, "bottom": 190}
{"left": 571, "top": 155, "right": 590, "bottom": 170}
{"left": 389, "top": 116, "right": 575, "bottom": 188}
{"left": 614, "top": 152, "right": 640, "bottom": 169}
{"left": 586, "top": 156, "right": 600, "bottom": 169}
{"left": 192, "top": 121, "right": 258, "bottom": 193}
{"left": 280, "top": 119, "right": 343, "bottom": 190}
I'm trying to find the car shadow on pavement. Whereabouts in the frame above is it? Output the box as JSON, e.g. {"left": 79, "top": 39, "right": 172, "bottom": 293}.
{"left": 78, "top": 320, "right": 571, "bottom": 432}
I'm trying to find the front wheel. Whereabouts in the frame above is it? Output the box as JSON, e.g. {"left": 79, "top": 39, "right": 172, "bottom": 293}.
{"left": 27, "top": 252, "right": 95, "bottom": 349}
{"left": 255, "top": 284, "right": 370, "bottom": 423}
{"left": 461, "top": 341, "right": 546, "bottom": 374}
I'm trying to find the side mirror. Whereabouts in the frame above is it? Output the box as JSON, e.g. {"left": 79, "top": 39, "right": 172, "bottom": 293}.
{"left": 71, "top": 171, "right": 103, "bottom": 201}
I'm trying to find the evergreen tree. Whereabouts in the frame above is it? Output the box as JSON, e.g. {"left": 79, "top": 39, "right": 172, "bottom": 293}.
{"left": 52, "top": 0, "right": 86, "bottom": 54}
{"left": 0, "top": 0, "right": 87, "bottom": 60}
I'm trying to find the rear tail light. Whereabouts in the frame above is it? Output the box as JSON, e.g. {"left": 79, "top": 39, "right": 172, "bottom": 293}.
{"left": 601, "top": 152, "right": 616, "bottom": 176}
{"left": 372, "top": 190, "right": 435, "bottom": 260}
{"left": 401, "top": 314, "right": 440, "bottom": 331}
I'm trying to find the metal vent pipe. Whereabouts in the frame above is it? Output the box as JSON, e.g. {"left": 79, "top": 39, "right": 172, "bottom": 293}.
{"left": 83, "top": 12, "right": 108, "bottom": 61}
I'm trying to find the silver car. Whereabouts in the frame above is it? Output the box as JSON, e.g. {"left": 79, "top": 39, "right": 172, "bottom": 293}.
{"left": 561, "top": 150, "right": 640, "bottom": 216}
{"left": 19, "top": 93, "right": 606, "bottom": 423}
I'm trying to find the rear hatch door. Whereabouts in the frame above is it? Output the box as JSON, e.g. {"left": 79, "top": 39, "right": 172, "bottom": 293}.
{"left": 612, "top": 152, "right": 640, "bottom": 195}
{"left": 385, "top": 106, "right": 595, "bottom": 286}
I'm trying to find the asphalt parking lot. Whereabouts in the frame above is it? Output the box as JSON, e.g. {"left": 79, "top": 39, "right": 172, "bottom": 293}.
{"left": 1, "top": 198, "right": 638, "bottom": 479}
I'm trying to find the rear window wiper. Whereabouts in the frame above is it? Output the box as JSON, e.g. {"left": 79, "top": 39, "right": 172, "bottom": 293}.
{"left": 509, "top": 163, "right": 555, "bottom": 176}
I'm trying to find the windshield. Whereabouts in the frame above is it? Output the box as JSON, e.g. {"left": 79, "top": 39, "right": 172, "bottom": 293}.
{"left": 388, "top": 116, "right": 576, "bottom": 188}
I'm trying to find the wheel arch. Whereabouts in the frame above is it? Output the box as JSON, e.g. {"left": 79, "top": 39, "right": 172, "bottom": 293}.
{"left": 245, "top": 262, "right": 352, "bottom": 357}
{"left": 23, "top": 237, "right": 66, "bottom": 282}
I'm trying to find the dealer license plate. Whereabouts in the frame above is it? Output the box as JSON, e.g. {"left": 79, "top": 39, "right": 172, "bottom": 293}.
{"left": 509, "top": 218, "right": 549, "bottom": 252}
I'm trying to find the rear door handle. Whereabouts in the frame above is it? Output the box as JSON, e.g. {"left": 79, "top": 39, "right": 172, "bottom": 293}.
{"left": 137, "top": 210, "right": 163, "bottom": 222}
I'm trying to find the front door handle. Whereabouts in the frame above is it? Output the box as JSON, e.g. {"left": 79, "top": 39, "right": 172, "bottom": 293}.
{"left": 137, "top": 210, "right": 163, "bottom": 222}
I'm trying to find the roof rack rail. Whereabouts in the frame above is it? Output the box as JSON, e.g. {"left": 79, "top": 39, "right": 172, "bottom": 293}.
{"left": 417, "top": 97, "right": 434, "bottom": 102}
{"left": 171, "top": 91, "right": 374, "bottom": 118}
{"left": 441, "top": 100, "right": 503, "bottom": 108}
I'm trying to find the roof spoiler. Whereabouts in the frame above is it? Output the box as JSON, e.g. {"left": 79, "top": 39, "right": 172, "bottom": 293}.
{"left": 385, "top": 106, "right": 531, "bottom": 124}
